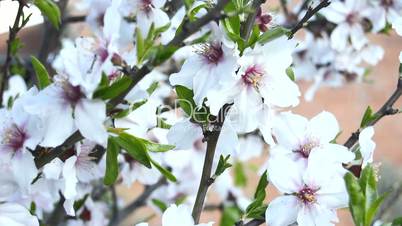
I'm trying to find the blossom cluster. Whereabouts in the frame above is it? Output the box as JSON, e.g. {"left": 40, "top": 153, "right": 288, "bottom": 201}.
{"left": 0, "top": 0, "right": 400, "bottom": 225}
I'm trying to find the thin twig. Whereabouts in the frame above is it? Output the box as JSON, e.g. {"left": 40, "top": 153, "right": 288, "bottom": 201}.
{"left": 242, "top": 219, "right": 265, "bottom": 226}
{"left": 62, "top": 15, "right": 86, "bottom": 24}
{"left": 288, "top": 0, "right": 330, "bottom": 39}
{"left": 1, "top": 0, "right": 25, "bottom": 105}
{"left": 108, "top": 185, "right": 119, "bottom": 226}
{"left": 240, "top": 0, "right": 266, "bottom": 40}
{"left": 109, "top": 178, "right": 166, "bottom": 226}
{"left": 344, "top": 76, "right": 402, "bottom": 149}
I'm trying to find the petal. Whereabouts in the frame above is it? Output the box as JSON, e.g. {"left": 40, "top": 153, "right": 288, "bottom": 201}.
{"left": 350, "top": 24, "right": 368, "bottom": 50}
{"left": 359, "top": 126, "right": 375, "bottom": 166}
{"left": 261, "top": 37, "right": 296, "bottom": 74}
{"left": 62, "top": 156, "right": 78, "bottom": 200}
{"left": 272, "top": 112, "right": 308, "bottom": 150}
{"left": 169, "top": 56, "right": 203, "bottom": 88}
{"left": 167, "top": 119, "right": 203, "bottom": 150}
{"left": 307, "top": 111, "right": 339, "bottom": 143}
{"left": 216, "top": 120, "right": 239, "bottom": 157}
{"left": 330, "top": 24, "right": 349, "bottom": 51}
{"left": 268, "top": 155, "right": 303, "bottom": 193}
{"left": 75, "top": 99, "right": 108, "bottom": 146}
{"left": 11, "top": 152, "right": 38, "bottom": 194}
{"left": 297, "top": 204, "right": 337, "bottom": 226}
{"left": 265, "top": 195, "right": 299, "bottom": 226}
{"left": 0, "top": 203, "right": 39, "bottom": 226}
{"left": 41, "top": 104, "right": 75, "bottom": 147}
{"left": 162, "top": 204, "right": 194, "bottom": 226}
{"left": 43, "top": 158, "right": 64, "bottom": 180}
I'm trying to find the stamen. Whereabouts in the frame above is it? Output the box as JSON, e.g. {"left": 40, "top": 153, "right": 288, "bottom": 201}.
{"left": 194, "top": 43, "right": 224, "bottom": 65}
{"left": 296, "top": 185, "right": 318, "bottom": 204}
{"left": 242, "top": 64, "right": 265, "bottom": 88}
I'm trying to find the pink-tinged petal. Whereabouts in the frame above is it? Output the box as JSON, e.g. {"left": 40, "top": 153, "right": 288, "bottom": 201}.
{"left": 75, "top": 99, "right": 108, "bottom": 146}
{"left": 0, "top": 203, "right": 39, "bottom": 226}
{"left": 307, "top": 111, "right": 339, "bottom": 143}
{"left": 265, "top": 195, "right": 299, "bottom": 226}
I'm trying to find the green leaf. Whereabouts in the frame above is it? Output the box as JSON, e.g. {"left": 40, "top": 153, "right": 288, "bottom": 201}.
{"left": 34, "top": 0, "right": 61, "bottom": 29}
{"left": 136, "top": 27, "right": 145, "bottom": 62}
{"left": 146, "top": 81, "right": 159, "bottom": 95}
{"left": 359, "top": 164, "right": 378, "bottom": 210}
{"left": 360, "top": 106, "right": 375, "bottom": 128}
{"left": 220, "top": 206, "right": 242, "bottom": 226}
{"left": 214, "top": 155, "right": 232, "bottom": 177}
{"left": 156, "top": 117, "right": 172, "bottom": 129}
{"left": 259, "top": 26, "right": 290, "bottom": 44}
{"left": 234, "top": 161, "right": 247, "bottom": 187}
{"left": 344, "top": 172, "right": 365, "bottom": 226}
{"left": 150, "top": 158, "right": 177, "bottom": 182}
{"left": 184, "top": 0, "right": 195, "bottom": 10}
{"left": 140, "top": 138, "right": 175, "bottom": 153}
{"left": 112, "top": 99, "right": 148, "bottom": 119}
{"left": 392, "top": 217, "right": 402, "bottom": 226}
{"left": 31, "top": 56, "right": 51, "bottom": 89}
{"left": 286, "top": 67, "right": 296, "bottom": 81}
{"left": 366, "top": 192, "right": 389, "bottom": 225}
{"left": 245, "top": 170, "right": 269, "bottom": 219}
{"left": 73, "top": 195, "right": 89, "bottom": 212}
{"left": 94, "top": 76, "right": 132, "bottom": 100}
{"left": 175, "top": 85, "right": 196, "bottom": 116}
{"left": 114, "top": 133, "right": 151, "bottom": 168}
{"left": 104, "top": 137, "right": 120, "bottom": 185}
{"left": 152, "top": 199, "right": 168, "bottom": 212}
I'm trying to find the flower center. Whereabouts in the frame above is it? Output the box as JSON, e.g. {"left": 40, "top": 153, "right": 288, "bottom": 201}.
{"left": 97, "top": 47, "right": 109, "bottom": 63}
{"left": 293, "top": 139, "right": 319, "bottom": 158}
{"left": 297, "top": 186, "right": 318, "bottom": 204}
{"left": 381, "top": 0, "right": 394, "bottom": 7}
{"left": 141, "top": 0, "right": 154, "bottom": 14}
{"left": 346, "top": 12, "right": 359, "bottom": 25}
{"left": 242, "top": 64, "right": 265, "bottom": 88}
{"left": 195, "top": 43, "right": 224, "bottom": 65}
{"left": 62, "top": 82, "right": 84, "bottom": 106}
{"left": 1, "top": 123, "right": 27, "bottom": 152}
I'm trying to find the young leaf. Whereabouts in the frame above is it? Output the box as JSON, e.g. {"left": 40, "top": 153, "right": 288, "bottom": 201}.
{"left": 245, "top": 170, "right": 269, "bottom": 219}
{"left": 150, "top": 158, "right": 177, "bottom": 182}
{"left": 360, "top": 106, "right": 375, "bottom": 128}
{"left": 31, "top": 56, "right": 51, "bottom": 89}
{"left": 214, "top": 155, "right": 232, "bottom": 177}
{"left": 286, "top": 67, "right": 296, "bottom": 81}
{"left": 220, "top": 206, "right": 242, "bottom": 226}
{"left": 175, "top": 85, "right": 196, "bottom": 116}
{"left": 114, "top": 133, "right": 151, "bottom": 168}
{"left": 34, "top": 0, "right": 61, "bottom": 29}
{"left": 104, "top": 137, "right": 120, "bottom": 185}
{"left": 234, "top": 161, "right": 247, "bottom": 187}
{"left": 140, "top": 138, "right": 175, "bottom": 153}
{"left": 136, "top": 27, "right": 145, "bottom": 62}
{"left": 344, "top": 172, "right": 365, "bottom": 226}
{"left": 93, "top": 76, "right": 132, "bottom": 100}
{"left": 259, "top": 26, "right": 290, "bottom": 44}
{"left": 366, "top": 192, "right": 389, "bottom": 225}
{"left": 152, "top": 199, "right": 168, "bottom": 212}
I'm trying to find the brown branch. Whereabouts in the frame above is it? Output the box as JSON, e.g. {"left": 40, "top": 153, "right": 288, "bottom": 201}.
{"left": 240, "top": 0, "right": 266, "bottom": 40}
{"left": 344, "top": 76, "right": 402, "bottom": 148}
{"left": 1, "top": 0, "right": 26, "bottom": 105}
{"left": 288, "top": 0, "right": 330, "bottom": 39}
{"left": 62, "top": 15, "right": 86, "bottom": 24}
{"left": 109, "top": 178, "right": 166, "bottom": 226}
{"left": 191, "top": 130, "right": 221, "bottom": 223}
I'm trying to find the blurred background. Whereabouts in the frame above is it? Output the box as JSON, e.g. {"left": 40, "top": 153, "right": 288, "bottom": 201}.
{"left": 1, "top": 0, "right": 401, "bottom": 225}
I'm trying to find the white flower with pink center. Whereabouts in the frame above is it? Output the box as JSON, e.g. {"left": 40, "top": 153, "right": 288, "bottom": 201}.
{"left": 270, "top": 111, "right": 354, "bottom": 169}
{"left": 266, "top": 154, "right": 349, "bottom": 226}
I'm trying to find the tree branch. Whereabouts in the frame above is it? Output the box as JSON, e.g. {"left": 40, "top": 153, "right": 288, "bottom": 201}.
{"left": 109, "top": 178, "right": 166, "bottom": 226}
{"left": 344, "top": 75, "right": 402, "bottom": 149}
{"left": 288, "top": 0, "right": 330, "bottom": 39}
{"left": 240, "top": 0, "right": 266, "bottom": 40}
{"left": 191, "top": 130, "right": 221, "bottom": 223}
{"left": 1, "top": 0, "right": 25, "bottom": 105}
